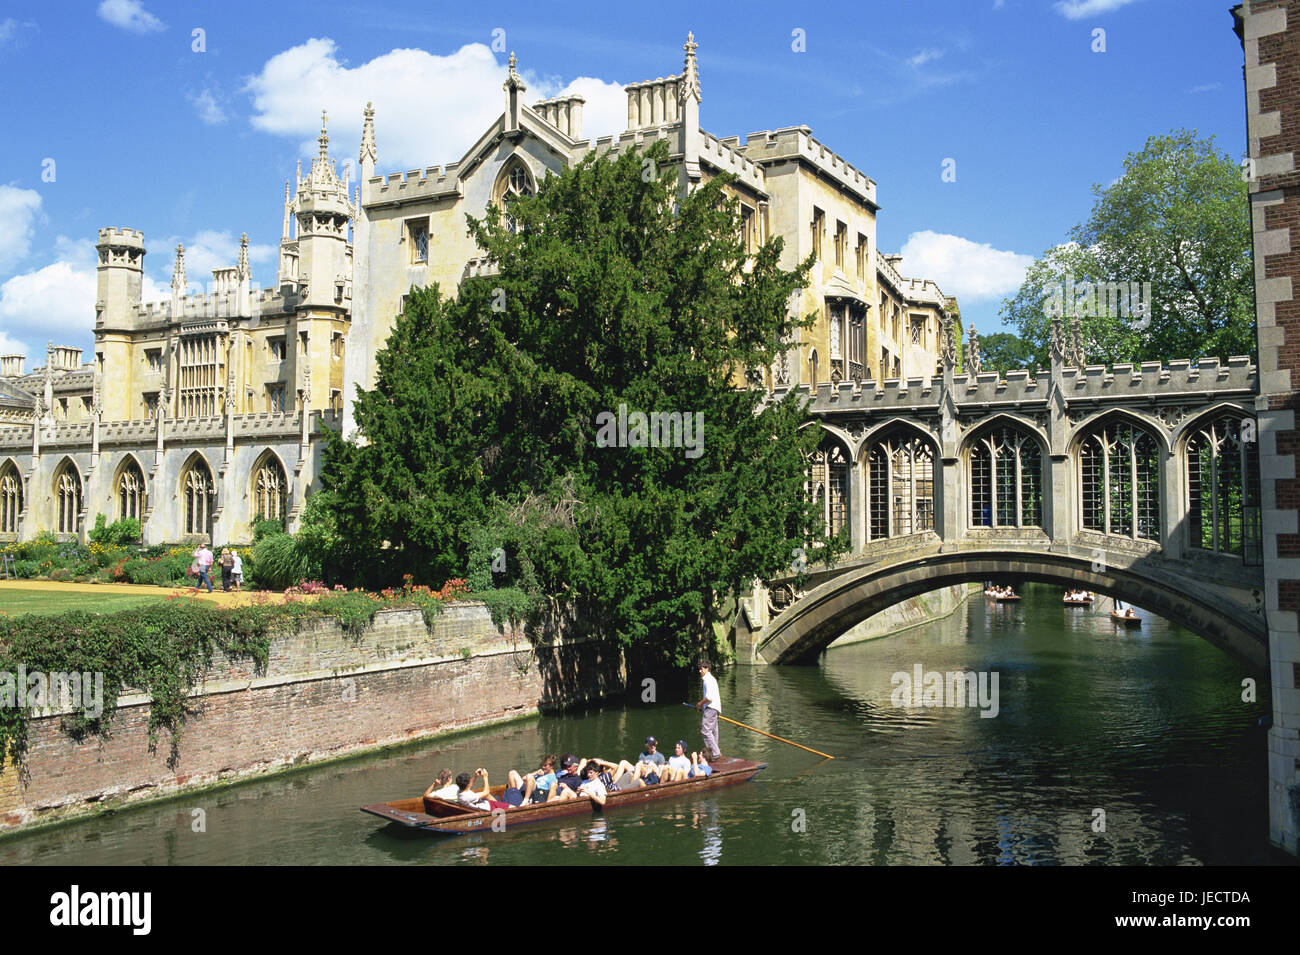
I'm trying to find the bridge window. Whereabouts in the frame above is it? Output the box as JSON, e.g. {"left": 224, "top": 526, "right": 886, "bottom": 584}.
{"left": 0, "top": 464, "right": 21, "bottom": 535}
{"left": 969, "top": 425, "right": 1042, "bottom": 528}
{"left": 1187, "top": 416, "right": 1261, "bottom": 562}
{"left": 1078, "top": 420, "right": 1161, "bottom": 541}
{"left": 182, "top": 458, "right": 215, "bottom": 538}
{"left": 867, "top": 431, "right": 935, "bottom": 539}
{"left": 117, "top": 461, "right": 146, "bottom": 522}
{"left": 807, "top": 439, "right": 849, "bottom": 541}
{"left": 54, "top": 461, "right": 82, "bottom": 536}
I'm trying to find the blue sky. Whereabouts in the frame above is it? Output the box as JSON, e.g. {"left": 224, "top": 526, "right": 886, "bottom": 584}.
{"left": 0, "top": 0, "right": 1248, "bottom": 363}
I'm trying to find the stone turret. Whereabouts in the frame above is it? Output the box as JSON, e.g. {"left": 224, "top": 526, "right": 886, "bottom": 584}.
{"left": 0, "top": 356, "right": 24, "bottom": 378}
{"left": 95, "top": 228, "right": 145, "bottom": 327}
{"left": 293, "top": 110, "right": 353, "bottom": 311}
{"left": 503, "top": 52, "right": 526, "bottom": 133}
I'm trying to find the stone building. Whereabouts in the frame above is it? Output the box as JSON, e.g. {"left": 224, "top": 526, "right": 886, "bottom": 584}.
{"left": 0, "top": 35, "right": 950, "bottom": 546}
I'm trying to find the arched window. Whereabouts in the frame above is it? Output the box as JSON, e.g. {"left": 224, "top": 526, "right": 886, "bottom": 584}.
{"left": 0, "top": 463, "right": 22, "bottom": 535}
{"left": 1186, "top": 415, "right": 1261, "bottom": 561}
{"left": 54, "top": 461, "right": 82, "bottom": 535}
{"left": 866, "top": 430, "right": 935, "bottom": 539}
{"left": 117, "top": 460, "right": 146, "bottom": 521}
{"left": 494, "top": 158, "right": 535, "bottom": 234}
{"left": 807, "top": 437, "right": 849, "bottom": 541}
{"left": 969, "top": 425, "right": 1042, "bottom": 528}
{"left": 254, "top": 455, "right": 288, "bottom": 523}
{"left": 1078, "top": 419, "right": 1161, "bottom": 542}
{"left": 182, "top": 458, "right": 215, "bottom": 538}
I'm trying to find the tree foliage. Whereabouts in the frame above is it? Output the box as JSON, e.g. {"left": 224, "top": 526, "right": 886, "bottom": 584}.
{"left": 320, "top": 140, "right": 833, "bottom": 663}
{"left": 1000, "top": 130, "right": 1254, "bottom": 366}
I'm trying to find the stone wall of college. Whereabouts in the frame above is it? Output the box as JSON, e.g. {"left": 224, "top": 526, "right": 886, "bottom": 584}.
{"left": 0, "top": 602, "right": 639, "bottom": 834}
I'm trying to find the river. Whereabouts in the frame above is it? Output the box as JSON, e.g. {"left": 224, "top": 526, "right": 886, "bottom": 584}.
{"left": 0, "top": 583, "right": 1285, "bottom": 865}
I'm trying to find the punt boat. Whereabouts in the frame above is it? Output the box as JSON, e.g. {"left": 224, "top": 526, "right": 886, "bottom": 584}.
{"left": 1063, "top": 594, "right": 1094, "bottom": 606}
{"left": 361, "top": 755, "right": 767, "bottom": 835}
{"left": 1111, "top": 611, "right": 1142, "bottom": 627}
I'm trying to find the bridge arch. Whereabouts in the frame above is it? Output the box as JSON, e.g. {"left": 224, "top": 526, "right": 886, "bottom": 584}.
{"left": 754, "top": 548, "right": 1267, "bottom": 669}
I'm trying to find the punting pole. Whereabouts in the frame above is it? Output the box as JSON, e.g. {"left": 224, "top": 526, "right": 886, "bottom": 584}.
{"left": 682, "top": 703, "right": 834, "bottom": 759}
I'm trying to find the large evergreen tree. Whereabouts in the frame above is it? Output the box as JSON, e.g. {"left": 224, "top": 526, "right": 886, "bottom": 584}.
{"left": 320, "top": 140, "right": 834, "bottom": 663}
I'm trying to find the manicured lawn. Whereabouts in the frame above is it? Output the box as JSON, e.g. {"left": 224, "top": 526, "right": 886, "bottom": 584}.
{"left": 0, "top": 587, "right": 174, "bottom": 617}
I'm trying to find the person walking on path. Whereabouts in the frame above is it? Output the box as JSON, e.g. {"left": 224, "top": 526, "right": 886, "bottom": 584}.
{"left": 219, "top": 548, "right": 234, "bottom": 592}
{"left": 192, "top": 542, "right": 214, "bottom": 594}
{"left": 230, "top": 549, "right": 243, "bottom": 591}
{"left": 695, "top": 659, "right": 722, "bottom": 762}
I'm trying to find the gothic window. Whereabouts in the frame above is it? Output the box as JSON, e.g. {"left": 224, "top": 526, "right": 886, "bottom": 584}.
{"left": 911, "top": 318, "right": 923, "bottom": 345}
{"left": 0, "top": 464, "right": 21, "bottom": 535}
{"left": 269, "top": 385, "right": 286, "bottom": 414}
{"left": 144, "top": 393, "right": 158, "bottom": 419}
{"left": 856, "top": 234, "right": 868, "bottom": 280}
{"left": 54, "top": 461, "right": 82, "bottom": 536}
{"left": 1078, "top": 419, "right": 1161, "bottom": 542}
{"left": 117, "top": 460, "right": 145, "bottom": 522}
{"left": 254, "top": 456, "right": 288, "bottom": 523}
{"left": 834, "top": 221, "right": 847, "bottom": 268}
{"left": 847, "top": 307, "right": 865, "bottom": 381}
{"left": 740, "top": 204, "right": 755, "bottom": 253}
{"left": 809, "top": 349, "right": 819, "bottom": 388}
{"left": 811, "top": 208, "right": 825, "bottom": 261}
{"left": 970, "top": 424, "right": 1042, "bottom": 529}
{"left": 408, "top": 219, "right": 430, "bottom": 263}
{"left": 1186, "top": 415, "right": 1260, "bottom": 562}
{"left": 807, "top": 437, "right": 849, "bottom": 541}
{"left": 182, "top": 458, "right": 215, "bottom": 538}
{"left": 495, "top": 159, "right": 535, "bottom": 234}
{"left": 829, "top": 303, "right": 843, "bottom": 362}
{"left": 269, "top": 337, "right": 286, "bottom": 361}
{"left": 179, "top": 333, "right": 221, "bottom": 418}
{"left": 866, "top": 430, "right": 935, "bottom": 539}
{"left": 146, "top": 349, "right": 163, "bottom": 373}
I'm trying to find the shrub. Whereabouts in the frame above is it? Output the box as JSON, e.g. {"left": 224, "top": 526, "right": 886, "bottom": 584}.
{"left": 252, "top": 533, "right": 319, "bottom": 591}
{"left": 252, "top": 518, "right": 285, "bottom": 542}
{"left": 11, "top": 560, "right": 40, "bottom": 579}
{"left": 89, "top": 514, "right": 142, "bottom": 548}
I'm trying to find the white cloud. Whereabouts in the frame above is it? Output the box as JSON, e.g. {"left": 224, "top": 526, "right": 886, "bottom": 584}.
{"left": 897, "top": 231, "right": 1034, "bottom": 303}
{"left": 908, "top": 49, "right": 943, "bottom": 68}
{"left": 244, "top": 39, "right": 627, "bottom": 171}
{"left": 1054, "top": 0, "right": 1140, "bottom": 19}
{"left": 0, "top": 186, "right": 43, "bottom": 273}
{"left": 97, "top": 0, "right": 165, "bottom": 33}
{"left": 151, "top": 230, "right": 275, "bottom": 294}
{"left": 189, "top": 89, "right": 228, "bottom": 125}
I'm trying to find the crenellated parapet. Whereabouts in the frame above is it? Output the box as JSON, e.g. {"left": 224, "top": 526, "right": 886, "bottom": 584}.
{"left": 741, "top": 127, "right": 878, "bottom": 208}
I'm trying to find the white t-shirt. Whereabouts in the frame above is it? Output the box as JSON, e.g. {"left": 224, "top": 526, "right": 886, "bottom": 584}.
{"left": 668, "top": 754, "right": 691, "bottom": 774}
{"left": 429, "top": 783, "right": 459, "bottom": 800}
{"left": 702, "top": 672, "right": 720, "bottom": 713}
{"left": 578, "top": 778, "right": 607, "bottom": 800}
{"left": 457, "top": 788, "right": 490, "bottom": 811}
{"left": 231, "top": 553, "right": 243, "bottom": 574}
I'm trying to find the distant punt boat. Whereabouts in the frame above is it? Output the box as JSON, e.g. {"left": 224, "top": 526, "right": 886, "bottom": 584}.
{"left": 1064, "top": 594, "right": 1094, "bottom": 606}
{"left": 360, "top": 756, "right": 767, "bottom": 835}
{"left": 1111, "top": 611, "right": 1142, "bottom": 627}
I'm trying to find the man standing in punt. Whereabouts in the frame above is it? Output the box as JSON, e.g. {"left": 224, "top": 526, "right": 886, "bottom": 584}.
{"left": 695, "top": 660, "right": 722, "bottom": 763}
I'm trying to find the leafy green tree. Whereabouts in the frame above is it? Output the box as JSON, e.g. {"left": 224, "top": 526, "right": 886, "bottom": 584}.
{"left": 321, "top": 140, "right": 834, "bottom": 663}
{"left": 1000, "top": 130, "right": 1254, "bottom": 364}
{"left": 976, "top": 332, "right": 1036, "bottom": 376}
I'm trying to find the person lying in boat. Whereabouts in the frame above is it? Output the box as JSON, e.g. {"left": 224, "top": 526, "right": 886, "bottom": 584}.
{"left": 608, "top": 737, "right": 667, "bottom": 785}
{"left": 424, "top": 768, "right": 458, "bottom": 801}
{"left": 660, "top": 741, "right": 693, "bottom": 782}
{"left": 455, "top": 768, "right": 523, "bottom": 812}
{"left": 689, "top": 752, "right": 713, "bottom": 778}
{"left": 551, "top": 759, "right": 609, "bottom": 807}
{"left": 510, "top": 754, "right": 559, "bottom": 804}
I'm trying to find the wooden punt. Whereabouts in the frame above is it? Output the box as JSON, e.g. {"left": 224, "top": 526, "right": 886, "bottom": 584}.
{"left": 1111, "top": 611, "right": 1142, "bottom": 626}
{"left": 1063, "top": 596, "right": 1093, "bottom": 606}
{"left": 361, "top": 756, "right": 767, "bottom": 835}
{"left": 994, "top": 594, "right": 1021, "bottom": 602}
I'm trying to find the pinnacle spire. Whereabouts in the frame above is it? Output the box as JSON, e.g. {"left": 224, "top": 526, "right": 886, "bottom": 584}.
{"left": 680, "top": 30, "right": 701, "bottom": 103}
{"left": 503, "top": 51, "right": 526, "bottom": 92}
{"left": 237, "top": 233, "right": 250, "bottom": 280}
{"left": 317, "top": 109, "right": 330, "bottom": 161}
{"left": 360, "top": 101, "right": 376, "bottom": 167}
{"left": 172, "top": 243, "right": 186, "bottom": 292}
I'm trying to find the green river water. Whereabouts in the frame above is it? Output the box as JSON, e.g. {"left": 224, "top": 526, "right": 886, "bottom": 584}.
{"left": 0, "top": 584, "right": 1287, "bottom": 865}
